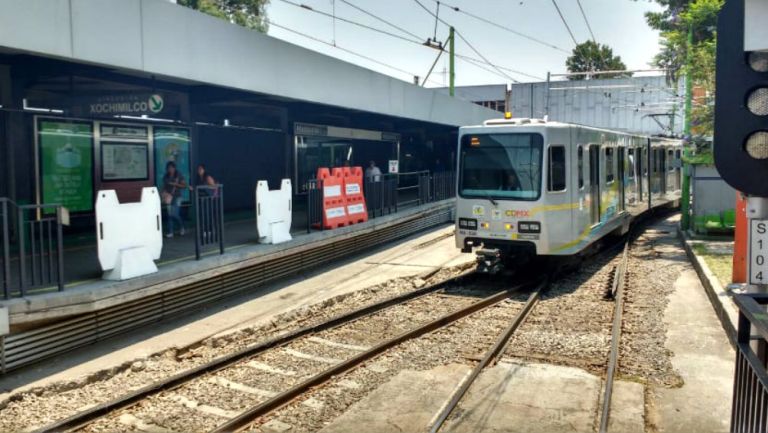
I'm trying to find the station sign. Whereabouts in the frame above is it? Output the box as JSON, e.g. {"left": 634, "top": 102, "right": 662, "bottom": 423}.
{"left": 85, "top": 94, "right": 165, "bottom": 116}
{"left": 388, "top": 160, "right": 399, "bottom": 173}
{"left": 750, "top": 219, "right": 768, "bottom": 284}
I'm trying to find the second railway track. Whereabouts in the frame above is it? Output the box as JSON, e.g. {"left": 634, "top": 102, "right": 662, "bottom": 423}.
{"left": 33, "top": 269, "right": 540, "bottom": 433}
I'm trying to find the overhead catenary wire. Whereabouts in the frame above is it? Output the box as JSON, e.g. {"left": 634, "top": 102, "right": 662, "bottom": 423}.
{"left": 550, "top": 0, "right": 579, "bottom": 46}
{"left": 267, "top": 20, "right": 442, "bottom": 85}
{"left": 276, "top": 0, "right": 423, "bottom": 45}
{"left": 280, "top": 0, "right": 542, "bottom": 82}
{"left": 430, "top": 0, "right": 571, "bottom": 54}
{"left": 338, "top": 0, "right": 423, "bottom": 41}
{"left": 410, "top": 0, "right": 521, "bottom": 83}
{"left": 576, "top": 0, "right": 596, "bottom": 43}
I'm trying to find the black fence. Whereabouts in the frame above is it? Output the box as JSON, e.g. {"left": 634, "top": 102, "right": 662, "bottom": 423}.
{"left": 731, "top": 293, "right": 768, "bottom": 433}
{"left": 0, "top": 198, "right": 65, "bottom": 298}
{"left": 306, "top": 171, "right": 456, "bottom": 233}
{"left": 194, "top": 185, "right": 225, "bottom": 260}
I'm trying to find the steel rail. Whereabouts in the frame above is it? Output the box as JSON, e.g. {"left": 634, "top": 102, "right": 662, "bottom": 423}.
{"left": 598, "top": 240, "right": 630, "bottom": 433}
{"left": 210, "top": 280, "right": 536, "bottom": 433}
{"left": 31, "top": 270, "right": 476, "bottom": 433}
{"left": 426, "top": 277, "right": 548, "bottom": 433}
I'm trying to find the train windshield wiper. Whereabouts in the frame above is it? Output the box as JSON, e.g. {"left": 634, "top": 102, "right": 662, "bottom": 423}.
{"left": 485, "top": 193, "right": 498, "bottom": 206}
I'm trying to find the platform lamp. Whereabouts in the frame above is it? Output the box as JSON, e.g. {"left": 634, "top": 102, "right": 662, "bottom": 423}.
{"left": 714, "top": 0, "right": 768, "bottom": 289}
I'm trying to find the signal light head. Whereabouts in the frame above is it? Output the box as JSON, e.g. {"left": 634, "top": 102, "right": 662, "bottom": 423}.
{"left": 749, "top": 51, "right": 768, "bottom": 73}
{"left": 746, "top": 131, "right": 768, "bottom": 159}
{"left": 747, "top": 88, "right": 768, "bottom": 115}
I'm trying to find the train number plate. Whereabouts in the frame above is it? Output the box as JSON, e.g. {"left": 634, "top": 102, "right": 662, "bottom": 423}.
{"left": 750, "top": 219, "right": 768, "bottom": 284}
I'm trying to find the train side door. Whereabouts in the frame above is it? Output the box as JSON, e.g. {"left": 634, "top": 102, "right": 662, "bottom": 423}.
{"left": 660, "top": 149, "right": 667, "bottom": 194}
{"left": 589, "top": 145, "right": 600, "bottom": 225}
{"left": 617, "top": 147, "right": 626, "bottom": 212}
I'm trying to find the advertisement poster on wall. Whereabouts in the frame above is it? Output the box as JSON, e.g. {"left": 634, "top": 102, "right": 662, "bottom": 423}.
{"left": 38, "top": 119, "right": 94, "bottom": 212}
{"left": 154, "top": 127, "right": 191, "bottom": 201}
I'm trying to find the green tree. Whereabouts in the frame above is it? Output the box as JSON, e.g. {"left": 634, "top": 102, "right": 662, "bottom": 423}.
{"left": 566, "top": 41, "right": 628, "bottom": 80}
{"left": 178, "top": 0, "right": 270, "bottom": 32}
{"left": 645, "top": 0, "right": 722, "bottom": 136}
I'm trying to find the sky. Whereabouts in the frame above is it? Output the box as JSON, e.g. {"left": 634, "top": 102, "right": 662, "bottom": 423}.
{"left": 265, "top": 0, "right": 665, "bottom": 87}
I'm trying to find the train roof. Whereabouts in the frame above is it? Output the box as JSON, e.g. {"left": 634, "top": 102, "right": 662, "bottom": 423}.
{"left": 460, "top": 117, "right": 683, "bottom": 145}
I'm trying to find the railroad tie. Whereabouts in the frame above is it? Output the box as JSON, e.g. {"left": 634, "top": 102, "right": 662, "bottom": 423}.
{"left": 118, "top": 414, "right": 178, "bottom": 433}
{"left": 307, "top": 336, "right": 370, "bottom": 352}
{"left": 209, "top": 377, "right": 277, "bottom": 398}
{"left": 283, "top": 348, "right": 343, "bottom": 365}
{"left": 246, "top": 361, "right": 298, "bottom": 376}
{"left": 168, "top": 394, "right": 240, "bottom": 419}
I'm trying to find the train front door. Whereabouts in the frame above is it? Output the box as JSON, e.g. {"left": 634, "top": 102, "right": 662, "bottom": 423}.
{"left": 589, "top": 145, "right": 600, "bottom": 225}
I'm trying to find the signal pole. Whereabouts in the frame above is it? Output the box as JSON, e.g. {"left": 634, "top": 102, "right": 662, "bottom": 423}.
{"left": 680, "top": 25, "right": 694, "bottom": 231}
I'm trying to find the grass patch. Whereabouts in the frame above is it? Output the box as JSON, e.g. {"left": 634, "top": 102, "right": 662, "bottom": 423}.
{"left": 692, "top": 243, "right": 733, "bottom": 287}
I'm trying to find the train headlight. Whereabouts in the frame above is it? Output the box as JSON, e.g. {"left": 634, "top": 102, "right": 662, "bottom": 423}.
{"left": 458, "top": 218, "right": 478, "bottom": 230}
{"left": 504, "top": 223, "right": 514, "bottom": 231}
{"left": 480, "top": 222, "right": 490, "bottom": 229}
{"left": 518, "top": 221, "right": 541, "bottom": 234}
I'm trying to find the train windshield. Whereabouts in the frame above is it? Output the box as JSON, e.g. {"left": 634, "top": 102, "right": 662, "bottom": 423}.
{"left": 459, "top": 133, "right": 543, "bottom": 201}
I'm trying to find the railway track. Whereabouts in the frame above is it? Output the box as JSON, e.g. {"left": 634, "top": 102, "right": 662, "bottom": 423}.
{"left": 424, "top": 233, "right": 635, "bottom": 433}
{"left": 32, "top": 269, "right": 540, "bottom": 433}
{"left": 597, "top": 237, "right": 630, "bottom": 433}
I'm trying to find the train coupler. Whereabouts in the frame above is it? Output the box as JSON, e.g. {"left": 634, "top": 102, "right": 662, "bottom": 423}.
{"left": 476, "top": 248, "right": 503, "bottom": 274}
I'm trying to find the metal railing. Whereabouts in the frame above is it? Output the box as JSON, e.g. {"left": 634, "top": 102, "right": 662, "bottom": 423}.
{"left": 305, "top": 171, "right": 456, "bottom": 233}
{"left": 731, "top": 293, "right": 768, "bottom": 433}
{"left": 431, "top": 171, "right": 457, "bottom": 202}
{"left": 194, "top": 185, "right": 225, "bottom": 260}
{"left": 364, "top": 175, "right": 398, "bottom": 218}
{"left": 0, "top": 198, "right": 65, "bottom": 298}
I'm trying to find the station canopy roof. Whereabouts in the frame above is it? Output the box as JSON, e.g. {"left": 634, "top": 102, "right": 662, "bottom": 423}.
{"left": 0, "top": 0, "right": 498, "bottom": 127}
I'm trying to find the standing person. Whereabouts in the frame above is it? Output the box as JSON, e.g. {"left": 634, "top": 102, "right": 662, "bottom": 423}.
{"left": 365, "top": 160, "right": 382, "bottom": 182}
{"left": 193, "top": 164, "right": 217, "bottom": 194}
{"left": 162, "top": 161, "right": 187, "bottom": 238}
{"left": 191, "top": 164, "right": 218, "bottom": 241}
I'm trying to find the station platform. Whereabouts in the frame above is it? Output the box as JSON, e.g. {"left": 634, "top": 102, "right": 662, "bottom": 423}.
{"left": 0, "top": 199, "right": 454, "bottom": 372}
{"left": 0, "top": 223, "right": 472, "bottom": 398}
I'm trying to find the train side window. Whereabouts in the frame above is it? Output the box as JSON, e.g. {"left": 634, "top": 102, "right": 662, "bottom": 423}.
{"left": 605, "top": 147, "right": 615, "bottom": 183}
{"left": 628, "top": 149, "right": 635, "bottom": 179}
{"left": 668, "top": 149, "right": 675, "bottom": 171}
{"left": 548, "top": 145, "right": 566, "bottom": 192}
{"left": 577, "top": 146, "right": 584, "bottom": 189}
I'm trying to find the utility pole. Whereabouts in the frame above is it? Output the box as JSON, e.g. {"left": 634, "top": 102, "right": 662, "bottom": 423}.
{"left": 449, "top": 26, "right": 455, "bottom": 97}
{"left": 545, "top": 72, "right": 551, "bottom": 118}
{"left": 680, "top": 24, "right": 694, "bottom": 231}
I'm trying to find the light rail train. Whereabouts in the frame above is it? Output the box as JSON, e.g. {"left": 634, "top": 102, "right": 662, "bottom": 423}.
{"left": 455, "top": 118, "right": 683, "bottom": 273}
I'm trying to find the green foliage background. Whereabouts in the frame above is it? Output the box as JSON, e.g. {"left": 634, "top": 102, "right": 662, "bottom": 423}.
{"left": 178, "top": 0, "right": 270, "bottom": 32}
{"left": 566, "top": 41, "right": 629, "bottom": 80}
{"left": 644, "top": 0, "right": 722, "bottom": 137}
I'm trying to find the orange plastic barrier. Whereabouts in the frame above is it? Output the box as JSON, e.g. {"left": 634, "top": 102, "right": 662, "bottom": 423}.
{"left": 317, "top": 167, "right": 348, "bottom": 229}
{"left": 343, "top": 166, "right": 368, "bottom": 225}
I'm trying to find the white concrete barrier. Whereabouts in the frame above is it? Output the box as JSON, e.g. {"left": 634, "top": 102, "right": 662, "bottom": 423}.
{"left": 256, "top": 179, "right": 292, "bottom": 244}
{"left": 96, "top": 187, "right": 163, "bottom": 280}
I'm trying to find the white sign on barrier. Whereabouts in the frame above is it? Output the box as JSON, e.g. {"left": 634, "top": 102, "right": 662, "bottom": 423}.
{"left": 96, "top": 187, "right": 163, "bottom": 281}
{"left": 256, "top": 179, "right": 293, "bottom": 244}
